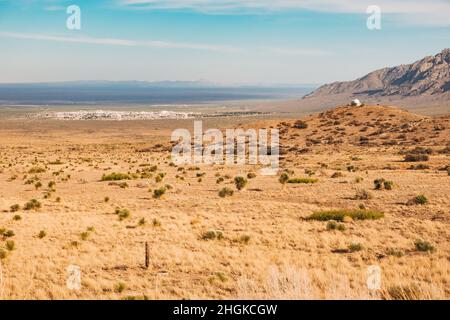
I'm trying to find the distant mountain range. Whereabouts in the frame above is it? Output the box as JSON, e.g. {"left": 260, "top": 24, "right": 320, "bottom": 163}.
{"left": 271, "top": 49, "right": 450, "bottom": 116}
{"left": 305, "top": 49, "right": 450, "bottom": 99}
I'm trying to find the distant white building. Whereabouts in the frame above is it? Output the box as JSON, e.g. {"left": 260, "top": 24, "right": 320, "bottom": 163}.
{"left": 351, "top": 99, "right": 362, "bottom": 107}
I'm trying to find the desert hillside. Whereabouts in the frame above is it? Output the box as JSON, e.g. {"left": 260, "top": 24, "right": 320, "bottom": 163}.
{"left": 306, "top": 49, "right": 450, "bottom": 98}
{"left": 261, "top": 49, "right": 450, "bottom": 115}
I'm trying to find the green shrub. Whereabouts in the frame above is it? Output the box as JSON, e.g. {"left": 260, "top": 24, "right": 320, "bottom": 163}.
{"left": 115, "top": 208, "right": 131, "bottom": 220}
{"left": 28, "top": 167, "right": 46, "bottom": 174}
{"left": 153, "top": 187, "right": 167, "bottom": 199}
{"left": 410, "top": 195, "right": 428, "bottom": 205}
{"left": 10, "top": 204, "right": 20, "bottom": 212}
{"left": 287, "top": 178, "right": 318, "bottom": 184}
{"left": 6, "top": 240, "right": 15, "bottom": 251}
{"left": 278, "top": 173, "right": 289, "bottom": 184}
{"left": 234, "top": 176, "right": 248, "bottom": 190}
{"left": 414, "top": 239, "right": 436, "bottom": 253}
{"left": 326, "top": 221, "right": 346, "bottom": 231}
{"left": 374, "top": 178, "right": 394, "bottom": 190}
{"left": 201, "top": 230, "right": 223, "bottom": 241}
{"left": 404, "top": 154, "right": 429, "bottom": 162}
{"left": 24, "top": 199, "right": 41, "bottom": 210}
{"left": 308, "top": 209, "right": 384, "bottom": 221}
{"left": 218, "top": 187, "right": 234, "bottom": 198}
{"left": 101, "top": 173, "right": 131, "bottom": 181}
{"left": 348, "top": 243, "right": 363, "bottom": 252}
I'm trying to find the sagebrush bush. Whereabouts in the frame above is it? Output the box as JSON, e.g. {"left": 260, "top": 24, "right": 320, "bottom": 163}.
{"left": 218, "top": 187, "right": 234, "bottom": 198}
{"left": 374, "top": 178, "right": 394, "bottom": 190}
{"left": 308, "top": 209, "right": 384, "bottom": 221}
{"left": 24, "top": 199, "right": 41, "bottom": 210}
{"left": 201, "top": 230, "right": 223, "bottom": 241}
{"left": 153, "top": 187, "right": 167, "bottom": 199}
{"left": 354, "top": 189, "right": 373, "bottom": 200}
{"left": 287, "top": 178, "right": 318, "bottom": 184}
{"left": 278, "top": 173, "right": 289, "bottom": 185}
{"left": 234, "top": 176, "right": 248, "bottom": 190}
{"left": 414, "top": 239, "right": 436, "bottom": 253}
{"left": 404, "top": 154, "right": 429, "bottom": 162}
{"left": 408, "top": 195, "right": 428, "bottom": 205}
{"left": 101, "top": 172, "right": 131, "bottom": 181}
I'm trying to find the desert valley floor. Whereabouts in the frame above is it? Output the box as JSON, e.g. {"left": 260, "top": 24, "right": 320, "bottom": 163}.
{"left": 0, "top": 105, "right": 449, "bottom": 299}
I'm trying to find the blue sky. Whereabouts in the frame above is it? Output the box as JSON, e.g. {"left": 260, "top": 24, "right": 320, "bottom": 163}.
{"left": 0, "top": 0, "right": 449, "bottom": 84}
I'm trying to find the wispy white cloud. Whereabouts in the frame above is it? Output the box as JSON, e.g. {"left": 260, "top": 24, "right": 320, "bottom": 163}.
{"left": 120, "top": 0, "right": 450, "bottom": 26}
{"left": 0, "top": 31, "right": 332, "bottom": 56}
{"left": 0, "top": 31, "right": 242, "bottom": 52}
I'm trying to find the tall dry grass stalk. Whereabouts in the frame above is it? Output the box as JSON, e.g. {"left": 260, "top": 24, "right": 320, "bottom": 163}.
{"left": 236, "top": 265, "right": 447, "bottom": 300}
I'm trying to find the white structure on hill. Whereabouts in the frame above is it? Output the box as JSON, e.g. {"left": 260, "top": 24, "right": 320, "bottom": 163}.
{"left": 351, "top": 99, "right": 362, "bottom": 107}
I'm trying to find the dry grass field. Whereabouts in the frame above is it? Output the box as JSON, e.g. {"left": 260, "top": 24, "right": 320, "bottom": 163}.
{"left": 0, "top": 105, "right": 448, "bottom": 300}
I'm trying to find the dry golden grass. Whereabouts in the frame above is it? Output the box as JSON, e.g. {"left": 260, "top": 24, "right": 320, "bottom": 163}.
{"left": 0, "top": 105, "right": 448, "bottom": 300}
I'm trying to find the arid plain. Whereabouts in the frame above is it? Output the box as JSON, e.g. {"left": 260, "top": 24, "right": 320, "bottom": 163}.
{"left": 0, "top": 104, "right": 448, "bottom": 300}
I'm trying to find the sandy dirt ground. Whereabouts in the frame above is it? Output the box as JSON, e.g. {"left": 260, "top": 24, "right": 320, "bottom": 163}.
{"left": 0, "top": 105, "right": 448, "bottom": 300}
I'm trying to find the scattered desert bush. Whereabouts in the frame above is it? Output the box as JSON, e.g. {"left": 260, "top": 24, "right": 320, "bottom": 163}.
{"left": 308, "top": 209, "right": 384, "bottom": 221}
{"left": 386, "top": 248, "right": 404, "bottom": 258}
{"left": 2, "top": 230, "right": 15, "bottom": 238}
{"left": 153, "top": 187, "right": 167, "bottom": 199}
{"left": 348, "top": 243, "right": 363, "bottom": 252}
{"left": 238, "top": 235, "right": 251, "bottom": 244}
{"left": 216, "top": 177, "right": 225, "bottom": 184}
{"left": 0, "top": 249, "right": 6, "bottom": 259}
{"left": 6, "top": 240, "right": 15, "bottom": 251}
{"left": 331, "top": 171, "right": 344, "bottom": 178}
{"left": 326, "top": 221, "right": 346, "bottom": 231}
{"left": 414, "top": 239, "right": 436, "bottom": 253}
{"left": 404, "top": 154, "right": 429, "bottom": 162}
{"left": 201, "top": 230, "right": 224, "bottom": 241}
{"left": 10, "top": 204, "right": 20, "bottom": 212}
{"left": 287, "top": 178, "right": 318, "bottom": 184}
{"left": 28, "top": 166, "right": 46, "bottom": 174}
{"left": 13, "top": 215, "right": 21, "bottom": 221}
{"left": 234, "top": 176, "right": 248, "bottom": 190}
{"left": 101, "top": 172, "right": 131, "bottom": 181}
{"left": 219, "top": 187, "right": 234, "bottom": 198}
{"left": 407, "top": 195, "right": 428, "bottom": 205}
{"left": 24, "top": 199, "right": 41, "bottom": 210}
{"left": 293, "top": 120, "right": 308, "bottom": 129}
{"left": 115, "top": 208, "right": 131, "bottom": 220}
{"left": 278, "top": 173, "right": 289, "bottom": 185}
{"left": 354, "top": 189, "right": 373, "bottom": 200}
{"left": 247, "top": 172, "right": 257, "bottom": 179}
{"left": 374, "top": 178, "right": 394, "bottom": 190}
{"left": 38, "top": 230, "right": 47, "bottom": 239}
